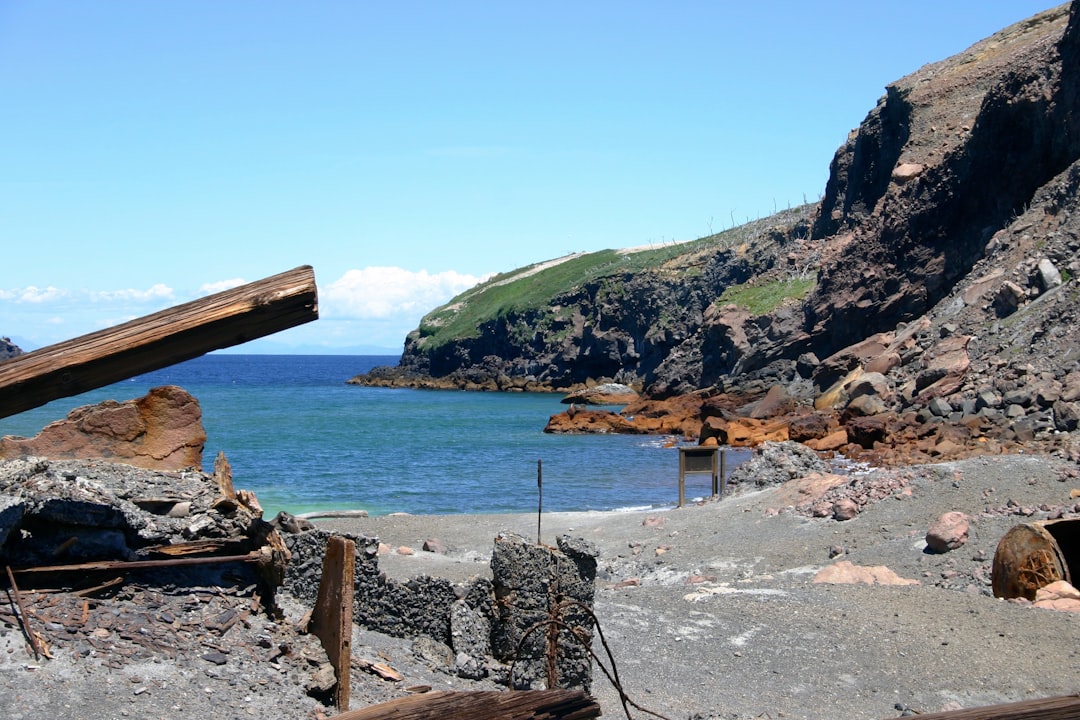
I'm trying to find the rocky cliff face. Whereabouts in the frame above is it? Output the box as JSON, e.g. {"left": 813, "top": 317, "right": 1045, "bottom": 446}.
{"left": 355, "top": 2, "right": 1080, "bottom": 458}
{"left": 0, "top": 337, "right": 22, "bottom": 361}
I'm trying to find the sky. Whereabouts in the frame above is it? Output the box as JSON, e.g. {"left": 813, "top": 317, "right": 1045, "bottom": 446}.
{"left": 0, "top": 1, "right": 1061, "bottom": 355}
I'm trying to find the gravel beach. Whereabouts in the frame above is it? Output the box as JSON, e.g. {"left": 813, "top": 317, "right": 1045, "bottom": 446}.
{"left": 1, "top": 452, "right": 1078, "bottom": 720}
{"left": 321, "top": 452, "right": 1080, "bottom": 719}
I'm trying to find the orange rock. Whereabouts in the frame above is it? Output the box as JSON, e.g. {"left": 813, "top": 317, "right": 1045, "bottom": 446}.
{"left": 804, "top": 429, "right": 849, "bottom": 451}
{"left": 1034, "top": 580, "right": 1080, "bottom": 612}
{"left": 812, "top": 560, "right": 920, "bottom": 586}
{"left": 0, "top": 385, "right": 206, "bottom": 471}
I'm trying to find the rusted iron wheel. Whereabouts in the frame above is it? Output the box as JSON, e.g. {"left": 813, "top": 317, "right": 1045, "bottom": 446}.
{"left": 991, "top": 522, "right": 1069, "bottom": 600}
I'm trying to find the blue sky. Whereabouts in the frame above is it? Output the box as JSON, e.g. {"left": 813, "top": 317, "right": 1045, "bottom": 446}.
{"left": 0, "top": 1, "right": 1058, "bottom": 354}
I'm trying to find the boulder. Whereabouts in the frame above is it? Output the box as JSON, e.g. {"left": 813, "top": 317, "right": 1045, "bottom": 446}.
{"left": 916, "top": 336, "right": 972, "bottom": 400}
{"left": 0, "top": 385, "right": 206, "bottom": 471}
{"left": 925, "top": 511, "right": 970, "bottom": 553}
{"left": 812, "top": 561, "right": 919, "bottom": 586}
{"left": 803, "top": 429, "right": 849, "bottom": 452}
{"left": 1036, "top": 258, "right": 1063, "bottom": 291}
{"left": 832, "top": 498, "right": 859, "bottom": 521}
{"left": 891, "top": 162, "right": 925, "bottom": 183}
{"left": 1053, "top": 400, "right": 1080, "bottom": 432}
{"left": 741, "top": 384, "right": 797, "bottom": 419}
{"left": 561, "top": 383, "right": 639, "bottom": 406}
{"left": 769, "top": 471, "right": 849, "bottom": 509}
{"left": 787, "top": 412, "right": 834, "bottom": 442}
{"left": 1033, "top": 580, "right": 1080, "bottom": 612}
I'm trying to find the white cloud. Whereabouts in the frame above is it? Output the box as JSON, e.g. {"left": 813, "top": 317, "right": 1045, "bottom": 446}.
{"left": 199, "top": 278, "right": 247, "bottom": 295}
{"left": 323, "top": 267, "right": 487, "bottom": 320}
{"left": 18, "top": 286, "right": 67, "bottom": 303}
{"left": 91, "top": 284, "right": 175, "bottom": 303}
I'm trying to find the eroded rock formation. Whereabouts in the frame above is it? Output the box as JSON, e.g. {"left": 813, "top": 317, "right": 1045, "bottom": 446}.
{"left": 0, "top": 385, "right": 206, "bottom": 471}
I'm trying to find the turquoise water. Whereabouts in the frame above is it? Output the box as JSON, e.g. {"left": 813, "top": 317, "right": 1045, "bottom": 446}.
{"left": 0, "top": 355, "right": 747, "bottom": 517}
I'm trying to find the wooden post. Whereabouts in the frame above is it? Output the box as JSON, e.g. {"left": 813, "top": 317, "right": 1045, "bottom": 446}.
{"left": 309, "top": 536, "right": 356, "bottom": 711}
{"left": 677, "top": 450, "right": 687, "bottom": 508}
{"left": 0, "top": 265, "right": 318, "bottom": 419}
{"left": 719, "top": 449, "right": 727, "bottom": 495}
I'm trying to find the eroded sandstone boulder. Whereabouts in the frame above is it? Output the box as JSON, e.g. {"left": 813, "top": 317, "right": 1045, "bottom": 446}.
{"left": 0, "top": 385, "right": 206, "bottom": 471}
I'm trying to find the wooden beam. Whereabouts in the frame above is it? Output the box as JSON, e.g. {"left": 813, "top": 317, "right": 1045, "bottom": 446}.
{"left": 888, "top": 694, "right": 1080, "bottom": 720}
{"left": 309, "top": 536, "right": 356, "bottom": 711}
{"left": 0, "top": 265, "right": 318, "bottom": 419}
{"left": 330, "top": 690, "right": 601, "bottom": 720}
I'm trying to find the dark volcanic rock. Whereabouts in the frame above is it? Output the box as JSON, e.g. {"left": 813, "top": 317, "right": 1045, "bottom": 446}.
{"left": 0, "top": 337, "right": 21, "bottom": 361}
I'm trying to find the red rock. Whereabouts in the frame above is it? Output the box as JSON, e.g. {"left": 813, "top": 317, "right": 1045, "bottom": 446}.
{"left": 0, "top": 385, "right": 206, "bottom": 471}
{"left": 771, "top": 471, "right": 849, "bottom": 508}
{"left": 1033, "top": 580, "right": 1080, "bottom": 612}
{"left": 686, "top": 574, "right": 716, "bottom": 584}
{"left": 642, "top": 516, "right": 665, "bottom": 528}
{"left": 812, "top": 560, "right": 919, "bottom": 586}
{"left": 397, "top": 546, "right": 415, "bottom": 556}
{"left": 422, "top": 538, "right": 447, "bottom": 554}
{"left": 832, "top": 498, "right": 859, "bottom": 521}
{"left": 804, "top": 429, "right": 849, "bottom": 451}
{"left": 925, "top": 511, "right": 970, "bottom": 552}
{"left": 787, "top": 412, "right": 835, "bottom": 442}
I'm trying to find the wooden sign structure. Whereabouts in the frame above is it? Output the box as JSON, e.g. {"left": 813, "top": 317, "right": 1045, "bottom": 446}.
{"left": 677, "top": 446, "right": 726, "bottom": 507}
{"left": 0, "top": 265, "right": 318, "bottom": 419}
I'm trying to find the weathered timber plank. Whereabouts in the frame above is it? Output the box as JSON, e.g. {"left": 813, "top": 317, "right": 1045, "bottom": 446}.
{"left": 330, "top": 689, "right": 601, "bottom": 720}
{"left": 886, "top": 694, "right": 1080, "bottom": 720}
{"left": 0, "top": 265, "right": 318, "bottom": 419}
{"left": 310, "top": 536, "right": 355, "bottom": 711}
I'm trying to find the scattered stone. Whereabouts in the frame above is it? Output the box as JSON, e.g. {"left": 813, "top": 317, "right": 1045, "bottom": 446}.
{"left": 422, "top": 538, "right": 446, "bottom": 554}
{"left": 925, "top": 512, "right": 970, "bottom": 553}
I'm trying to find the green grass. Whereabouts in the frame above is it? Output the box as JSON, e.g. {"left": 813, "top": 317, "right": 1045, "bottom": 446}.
{"left": 716, "top": 276, "right": 817, "bottom": 315}
{"left": 417, "top": 244, "right": 711, "bottom": 348}
{"left": 415, "top": 204, "right": 818, "bottom": 349}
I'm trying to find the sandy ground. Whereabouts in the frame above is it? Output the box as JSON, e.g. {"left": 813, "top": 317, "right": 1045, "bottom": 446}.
{"left": 319, "top": 453, "right": 1080, "bottom": 719}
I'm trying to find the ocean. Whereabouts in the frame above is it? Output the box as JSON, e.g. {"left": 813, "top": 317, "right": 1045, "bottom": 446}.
{"left": 0, "top": 354, "right": 748, "bottom": 518}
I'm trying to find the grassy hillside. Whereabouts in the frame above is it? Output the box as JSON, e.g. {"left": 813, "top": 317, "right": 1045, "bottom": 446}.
{"left": 415, "top": 206, "right": 814, "bottom": 350}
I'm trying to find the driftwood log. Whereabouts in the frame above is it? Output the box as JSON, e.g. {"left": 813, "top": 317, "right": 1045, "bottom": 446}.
{"left": 891, "top": 694, "right": 1080, "bottom": 720}
{"left": 330, "top": 689, "right": 601, "bottom": 720}
{"left": 0, "top": 265, "right": 318, "bottom": 419}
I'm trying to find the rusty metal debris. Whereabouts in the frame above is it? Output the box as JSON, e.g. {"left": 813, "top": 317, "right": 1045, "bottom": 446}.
{"left": 991, "top": 518, "right": 1079, "bottom": 600}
